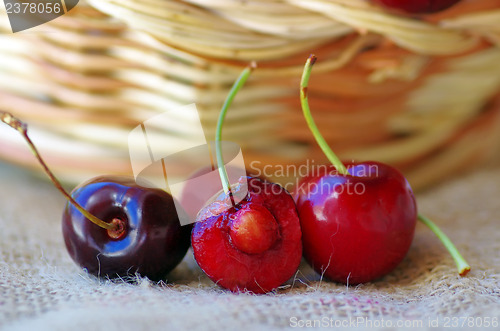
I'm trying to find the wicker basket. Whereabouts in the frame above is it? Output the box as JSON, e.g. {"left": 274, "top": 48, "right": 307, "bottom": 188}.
{"left": 1, "top": 0, "right": 500, "bottom": 190}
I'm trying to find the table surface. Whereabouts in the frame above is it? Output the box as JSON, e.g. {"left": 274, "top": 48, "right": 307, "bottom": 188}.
{"left": 0, "top": 162, "right": 499, "bottom": 331}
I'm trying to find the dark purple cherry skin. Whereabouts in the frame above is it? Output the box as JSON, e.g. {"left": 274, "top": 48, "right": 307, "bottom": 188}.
{"left": 62, "top": 176, "right": 191, "bottom": 281}
{"left": 372, "top": 0, "right": 462, "bottom": 14}
{"left": 294, "top": 161, "right": 417, "bottom": 284}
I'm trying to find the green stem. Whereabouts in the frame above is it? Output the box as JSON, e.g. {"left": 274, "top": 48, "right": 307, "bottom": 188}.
{"left": 0, "top": 111, "right": 114, "bottom": 230}
{"left": 300, "top": 55, "right": 348, "bottom": 175}
{"left": 216, "top": 62, "right": 256, "bottom": 195}
{"left": 418, "top": 213, "right": 470, "bottom": 276}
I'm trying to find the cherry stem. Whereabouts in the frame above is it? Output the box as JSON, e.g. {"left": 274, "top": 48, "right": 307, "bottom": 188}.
{"left": 0, "top": 111, "right": 114, "bottom": 231}
{"left": 300, "top": 54, "right": 348, "bottom": 176}
{"left": 300, "top": 56, "right": 471, "bottom": 277}
{"left": 418, "top": 214, "right": 470, "bottom": 276}
{"left": 215, "top": 62, "right": 256, "bottom": 195}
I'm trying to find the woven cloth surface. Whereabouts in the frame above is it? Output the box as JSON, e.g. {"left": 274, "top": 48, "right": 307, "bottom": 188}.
{"left": 0, "top": 163, "right": 499, "bottom": 331}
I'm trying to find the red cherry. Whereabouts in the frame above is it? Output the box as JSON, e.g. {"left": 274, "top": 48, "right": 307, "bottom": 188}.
{"left": 62, "top": 176, "right": 191, "bottom": 281}
{"left": 372, "top": 0, "right": 462, "bottom": 14}
{"left": 192, "top": 176, "right": 302, "bottom": 293}
{"left": 295, "top": 162, "right": 417, "bottom": 284}
{"left": 295, "top": 55, "right": 470, "bottom": 283}
{"left": 190, "top": 64, "right": 302, "bottom": 293}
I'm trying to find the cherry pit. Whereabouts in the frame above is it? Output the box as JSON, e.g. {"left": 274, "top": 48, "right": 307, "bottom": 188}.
{"left": 0, "top": 52, "right": 470, "bottom": 293}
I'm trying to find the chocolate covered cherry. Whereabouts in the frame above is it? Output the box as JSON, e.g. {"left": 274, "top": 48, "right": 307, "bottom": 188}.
{"left": 62, "top": 176, "right": 191, "bottom": 281}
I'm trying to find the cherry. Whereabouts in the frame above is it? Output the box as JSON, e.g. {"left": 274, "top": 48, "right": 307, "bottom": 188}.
{"left": 192, "top": 176, "right": 302, "bottom": 293}
{"left": 1, "top": 112, "right": 191, "bottom": 281}
{"left": 372, "top": 0, "right": 462, "bottom": 14}
{"left": 295, "top": 162, "right": 417, "bottom": 284}
{"left": 190, "top": 64, "right": 302, "bottom": 293}
{"left": 62, "top": 176, "right": 191, "bottom": 280}
{"left": 294, "top": 55, "right": 470, "bottom": 284}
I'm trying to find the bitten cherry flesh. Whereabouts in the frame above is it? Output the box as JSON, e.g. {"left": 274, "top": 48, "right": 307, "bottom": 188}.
{"left": 179, "top": 165, "right": 264, "bottom": 224}
{"left": 192, "top": 176, "right": 302, "bottom": 293}
{"left": 372, "top": 0, "right": 462, "bottom": 14}
{"left": 62, "top": 176, "right": 191, "bottom": 281}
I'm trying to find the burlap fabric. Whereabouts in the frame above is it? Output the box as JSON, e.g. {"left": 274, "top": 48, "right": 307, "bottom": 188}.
{"left": 0, "top": 163, "right": 499, "bottom": 331}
